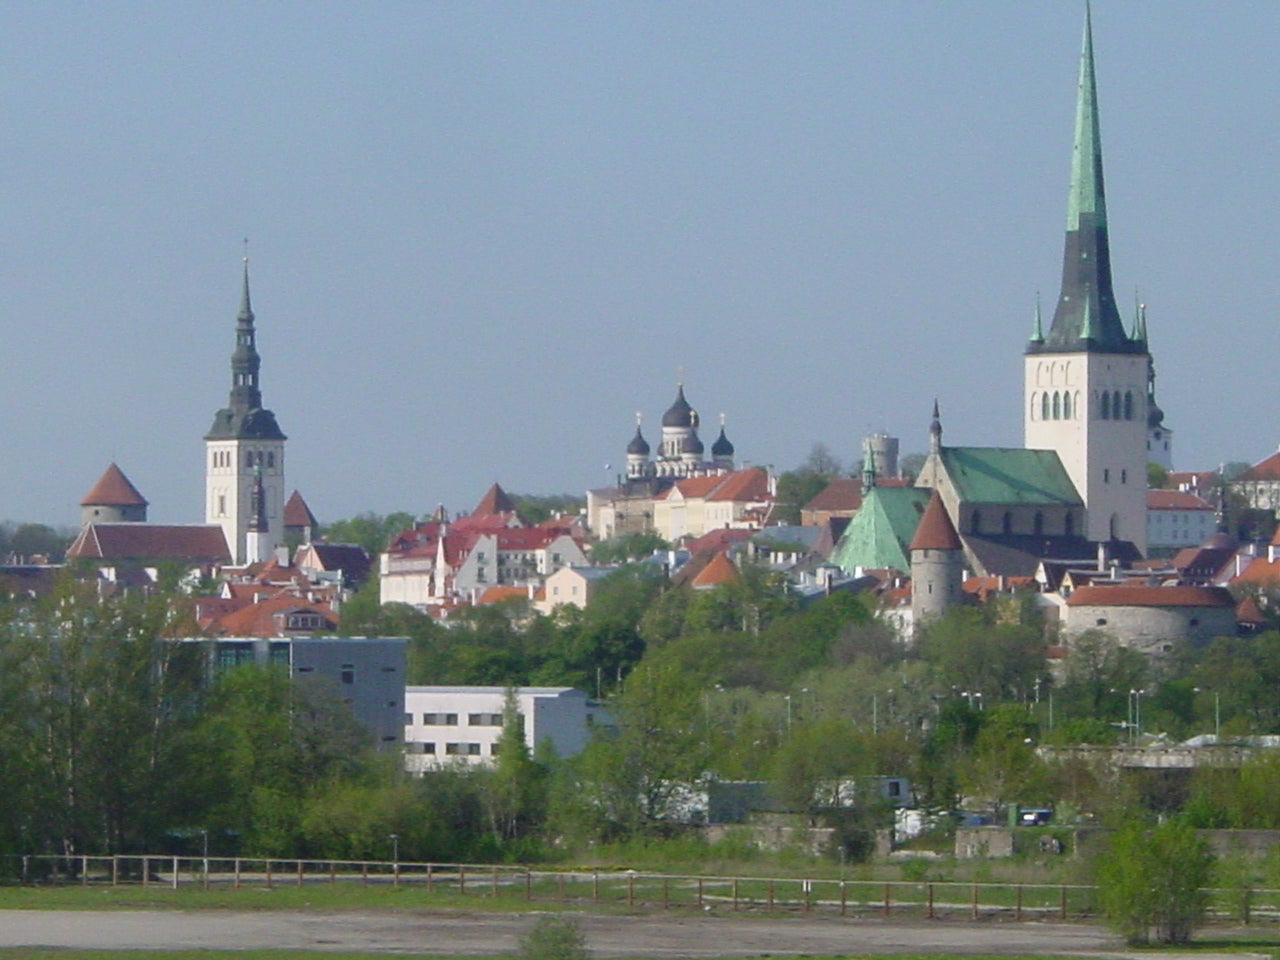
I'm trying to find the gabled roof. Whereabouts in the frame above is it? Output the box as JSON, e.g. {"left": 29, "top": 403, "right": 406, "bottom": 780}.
{"left": 1066, "top": 585, "right": 1235, "bottom": 609}
{"left": 476, "top": 585, "right": 528, "bottom": 605}
{"left": 1147, "top": 489, "right": 1213, "bottom": 511}
{"left": 802, "top": 477, "right": 863, "bottom": 514}
{"left": 67, "top": 524, "right": 231, "bottom": 563}
{"left": 829, "top": 486, "right": 931, "bottom": 575}
{"left": 910, "top": 491, "right": 962, "bottom": 551}
{"left": 301, "top": 542, "right": 371, "bottom": 584}
{"left": 692, "top": 551, "right": 740, "bottom": 588}
{"left": 473, "top": 483, "right": 519, "bottom": 517}
{"left": 1236, "top": 452, "right": 1280, "bottom": 482}
{"left": 939, "top": 447, "right": 1081, "bottom": 505}
{"left": 707, "top": 467, "right": 770, "bottom": 502}
{"left": 81, "top": 463, "right": 148, "bottom": 507}
{"left": 1237, "top": 595, "right": 1268, "bottom": 627}
{"left": 210, "top": 594, "right": 336, "bottom": 637}
{"left": 684, "top": 527, "right": 754, "bottom": 554}
{"left": 283, "top": 490, "right": 318, "bottom": 527}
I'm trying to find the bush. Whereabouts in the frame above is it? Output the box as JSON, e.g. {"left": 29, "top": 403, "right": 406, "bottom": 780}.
{"left": 1094, "top": 820, "right": 1213, "bottom": 944}
{"left": 519, "top": 915, "right": 590, "bottom": 960}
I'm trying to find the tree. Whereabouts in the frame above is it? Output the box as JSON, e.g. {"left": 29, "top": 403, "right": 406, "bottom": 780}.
{"left": 483, "top": 688, "right": 547, "bottom": 847}
{"left": 320, "top": 512, "right": 417, "bottom": 555}
{"left": 1095, "top": 819, "right": 1213, "bottom": 944}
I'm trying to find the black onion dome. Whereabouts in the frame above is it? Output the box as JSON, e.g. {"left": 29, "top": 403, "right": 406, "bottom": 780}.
{"left": 627, "top": 427, "right": 650, "bottom": 455}
{"left": 681, "top": 433, "right": 704, "bottom": 455}
{"left": 662, "top": 385, "right": 694, "bottom": 427}
{"left": 712, "top": 426, "right": 734, "bottom": 457}
{"left": 1147, "top": 399, "right": 1165, "bottom": 429}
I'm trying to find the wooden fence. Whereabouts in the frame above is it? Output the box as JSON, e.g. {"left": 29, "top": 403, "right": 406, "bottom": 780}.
{"left": 7, "top": 855, "right": 1277, "bottom": 924}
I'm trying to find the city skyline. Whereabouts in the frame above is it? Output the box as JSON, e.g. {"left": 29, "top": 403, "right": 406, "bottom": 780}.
{"left": 3, "top": 3, "right": 1277, "bottom": 526}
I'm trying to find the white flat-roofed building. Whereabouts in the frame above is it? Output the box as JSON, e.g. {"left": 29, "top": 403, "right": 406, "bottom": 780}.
{"left": 404, "top": 686, "right": 606, "bottom": 771}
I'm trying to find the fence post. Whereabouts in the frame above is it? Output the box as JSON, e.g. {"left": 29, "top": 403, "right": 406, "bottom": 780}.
{"left": 840, "top": 879, "right": 846, "bottom": 916}
{"left": 112, "top": 856, "right": 119, "bottom": 887}
{"left": 142, "top": 856, "right": 149, "bottom": 886}
{"left": 525, "top": 869, "right": 532, "bottom": 901}
{"left": 491, "top": 866, "right": 498, "bottom": 897}
{"left": 697, "top": 878, "right": 704, "bottom": 910}
{"left": 927, "top": 883, "right": 934, "bottom": 920}
{"left": 733, "top": 878, "right": 739, "bottom": 912}
{"left": 425, "top": 862, "right": 432, "bottom": 892}
{"left": 233, "top": 858, "right": 240, "bottom": 889}
{"left": 393, "top": 859, "right": 400, "bottom": 889}
{"left": 970, "top": 883, "right": 978, "bottom": 920}
{"left": 297, "top": 860, "right": 304, "bottom": 887}
{"left": 663, "top": 877, "right": 669, "bottom": 909}
{"left": 593, "top": 871, "right": 599, "bottom": 902}
{"left": 1060, "top": 885, "right": 1067, "bottom": 920}
{"left": 329, "top": 861, "right": 336, "bottom": 883}
{"left": 361, "top": 861, "right": 368, "bottom": 886}
{"left": 81, "top": 855, "right": 88, "bottom": 886}
{"left": 171, "top": 856, "right": 179, "bottom": 890}
{"left": 767, "top": 878, "right": 774, "bottom": 911}
{"left": 265, "top": 860, "right": 273, "bottom": 890}
{"left": 459, "top": 864, "right": 466, "bottom": 894}
{"left": 883, "top": 882, "right": 890, "bottom": 917}
{"left": 1016, "top": 884, "right": 1022, "bottom": 921}
{"left": 628, "top": 874, "right": 635, "bottom": 907}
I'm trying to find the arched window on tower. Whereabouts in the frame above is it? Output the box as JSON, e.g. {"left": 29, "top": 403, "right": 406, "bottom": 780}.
{"left": 1110, "top": 514, "right": 1120, "bottom": 540}
{"left": 1063, "top": 392, "right": 1073, "bottom": 419}
{"left": 1041, "top": 393, "right": 1050, "bottom": 421}
{"left": 1052, "top": 392, "right": 1061, "bottom": 420}
{"left": 1112, "top": 391, "right": 1122, "bottom": 419}
{"left": 1100, "top": 392, "right": 1110, "bottom": 420}
{"left": 1123, "top": 391, "right": 1134, "bottom": 420}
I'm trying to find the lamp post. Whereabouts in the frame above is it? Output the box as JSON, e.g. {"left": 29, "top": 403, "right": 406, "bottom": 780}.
{"left": 1194, "top": 687, "right": 1221, "bottom": 741}
{"left": 389, "top": 833, "right": 399, "bottom": 866}
{"left": 784, "top": 694, "right": 793, "bottom": 730}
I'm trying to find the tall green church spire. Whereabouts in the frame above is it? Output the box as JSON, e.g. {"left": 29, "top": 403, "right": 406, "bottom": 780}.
{"left": 1028, "top": 3, "right": 1140, "bottom": 356}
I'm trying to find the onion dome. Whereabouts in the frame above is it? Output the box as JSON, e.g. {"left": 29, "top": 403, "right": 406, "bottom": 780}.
{"left": 712, "top": 426, "right": 734, "bottom": 458}
{"left": 662, "top": 385, "right": 694, "bottom": 427}
{"left": 1147, "top": 398, "right": 1165, "bottom": 429}
{"left": 681, "top": 433, "right": 704, "bottom": 455}
{"left": 627, "top": 426, "right": 650, "bottom": 456}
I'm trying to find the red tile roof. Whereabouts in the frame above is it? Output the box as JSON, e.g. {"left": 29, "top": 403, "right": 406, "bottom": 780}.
{"left": 80, "top": 463, "right": 147, "bottom": 507}
{"left": 909, "top": 491, "right": 962, "bottom": 551}
{"left": 684, "top": 527, "right": 754, "bottom": 554}
{"left": 692, "top": 551, "right": 740, "bottom": 588}
{"left": 473, "top": 482, "right": 519, "bottom": 516}
{"left": 67, "top": 524, "right": 230, "bottom": 562}
{"left": 476, "top": 585, "right": 528, "bottom": 605}
{"left": 1228, "top": 556, "right": 1280, "bottom": 586}
{"left": 1065, "top": 585, "right": 1235, "bottom": 608}
{"left": 707, "top": 467, "right": 771, "bottom": 502}
{"left": 283, "top": 490, "right": 318, "bottom": 527}
{"left": 802, "top": 478, "right": 864, "bottom": 515}
{"left": 1237, "top": 453, "right": 1280, "bottom": 482}
{"left": 1147, "top": 489, "right": 1213, "bottom": 511}
{"left": 210, "top": 594, "right": 336, "bottom": 637}
{"left": 1237, "top": 595, "right": 1268, "bottom": 626}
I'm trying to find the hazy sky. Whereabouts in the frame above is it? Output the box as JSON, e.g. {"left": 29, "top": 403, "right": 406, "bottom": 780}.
{"left": 4, "top": 3, "right": 1277, "bottom": 527}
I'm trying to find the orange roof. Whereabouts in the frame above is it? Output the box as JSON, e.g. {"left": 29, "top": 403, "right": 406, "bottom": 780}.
{"left": 1237, "top": 595, "right": 1268, "bottom": 625}
{"left": 1147, "top": 489, "right": 1213, "bottom": 511}
{"left": 1237, "top": 452, "right": 1280, "bottom": 482}
{"left": 691, "top": 551, "right": 740, "bottom": 588}
{"left": 909, "top": 491, "right": 961, "bottom": 551}
{"left": 707, "top": 467, "right": 771, "bottom": 502}
{"left": 81, "top": 463, "right": 147, "bottom": 507}
{"left": 476, "top": 585, "right": 528, "bottom": 605}
{"left": 1229, "top": 556, "right": 1280, "bottom": 586}
{"left": 684, "top": 527, "right": 754, "bottom": 554}
{"left": 1066, "top": 585, "right": 1235, "bottom": 608}
{"left": 664, "top": 474, "right": 725, "bottom": 499}
{"left": 211, "top": 594, "right": 336, "bottom": 637}
{"left": 67, "top": 524, "right": 230, "bottom": 562}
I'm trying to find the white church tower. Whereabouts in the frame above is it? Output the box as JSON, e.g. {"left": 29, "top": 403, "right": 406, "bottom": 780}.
{"left": 205, "top": 259, "right": 287, "bottom": 565}
{"left": 1024, "top": 7, "right": 1148, "bottom": 555}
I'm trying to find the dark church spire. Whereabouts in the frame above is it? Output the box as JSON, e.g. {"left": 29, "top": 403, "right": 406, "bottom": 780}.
{"left": 1029, "top": 3, "right": 1141, "bottom": 356}
{"left": 205, "top": 255, "right": 286, "bottom": 441}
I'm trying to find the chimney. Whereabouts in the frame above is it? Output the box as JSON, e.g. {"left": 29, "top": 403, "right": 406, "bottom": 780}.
{"left": 1097, "top": 542, "right": 1107, "bottom": 572}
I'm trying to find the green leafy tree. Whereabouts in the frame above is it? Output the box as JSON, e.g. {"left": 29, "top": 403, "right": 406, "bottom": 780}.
{"left": 1095, "top": 819, "right": 1213, "bottom": 944}
{"left": 484, "top": 689, "right": 547, "bottom": 846}
{"left": 321, "top": 511, "right": 417, "bottom": 555}
{"left": 591, "top": 531, "right": 668, "bottom": 564}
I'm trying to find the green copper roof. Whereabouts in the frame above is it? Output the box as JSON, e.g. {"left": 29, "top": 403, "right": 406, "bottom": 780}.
{"left": 1066, "top": 4, "right": 1105, "bottom": 232}
{"left": 830, "top": 485, "right": 930, "bottom": 574}
{"left": 940, "top": 447, "right": 1081, "bottom": 506}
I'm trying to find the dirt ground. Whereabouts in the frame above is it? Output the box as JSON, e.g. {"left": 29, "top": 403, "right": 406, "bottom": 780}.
{"left": 0, "top": 907, "right": 1257, "bottom": 957}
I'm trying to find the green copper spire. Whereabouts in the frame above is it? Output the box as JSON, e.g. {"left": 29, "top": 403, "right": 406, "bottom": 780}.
{"left": 1029, "top": 3, "right": 1140, "bottom": 356}
{"left": 1066, "top": 3, "right": 1105, "bottom": 233}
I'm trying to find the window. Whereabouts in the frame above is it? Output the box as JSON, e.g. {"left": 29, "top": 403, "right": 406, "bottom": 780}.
{"left": 1096, "top": 618, "right": 1107, "bottom": 626}
{"left": 1120, "top": 469, "right": 1127, "bottom": 484}
{"left": 1103, "top": 469, "right": 1110, "bottom": 483}
{"left": 422, "top": 742, "right": 435, "bottom": 755}
{"left": 405, "top": 713, "right": 415, "bottom": 726}
{"left": 467, "top": 743, "right": 481, "bottom": 756}
{"left": 1100, "top": 392, "right": 1110, "bottom": 419}
{"left": 1062, "top": 392, "right": 1072, "bottom": 419}
{"left": 1051, "top": 392, "right": 1061, "bottom": 420}
{"left": 1040, "top": 393, "right": 1050, "bottom": 421}
{"left": 340, "top": 664, "right": 355, "bottom": 685}
{"left": 1123, "top": 391, "right": 1134, "bottom": 420}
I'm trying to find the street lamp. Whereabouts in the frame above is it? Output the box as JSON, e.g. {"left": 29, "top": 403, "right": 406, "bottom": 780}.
{"left": 389, "top": 833, "right": 399, "bottom": 865}
{"left": 1194, "top": 687, "right": 1221, "bottom": 741}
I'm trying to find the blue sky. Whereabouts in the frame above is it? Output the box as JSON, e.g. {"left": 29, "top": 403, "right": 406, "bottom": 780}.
{"left": 3, "top": 3, "right": 1277, "bottom": 526}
